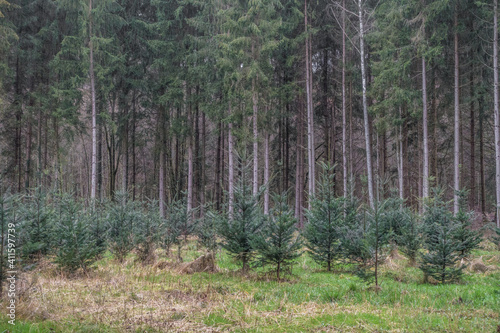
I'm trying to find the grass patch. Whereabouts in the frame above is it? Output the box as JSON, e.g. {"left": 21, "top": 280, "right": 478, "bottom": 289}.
{"left": 2, "top": 245, "right": 499, "bottom": 332}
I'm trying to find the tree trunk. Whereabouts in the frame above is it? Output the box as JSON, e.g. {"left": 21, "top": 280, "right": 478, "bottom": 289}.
{"left": 453, "top": 7, "right": 460, "bottom": 215}
{"left": 494, "top": 0, "right": 500, "bottom": 227}
{"left": 215, "top": 122, "right": 222, "bottom": 210}
{"left": 422, "top": 55, "right": 429, "bottom": 206}
{"left": 264, "top": 130, "right": 270, "bottom": 215}
{"left": 479, "top": 90, "right": 486, "bottom": 216}
{"left": 398, "top": 107, "right": 404, "bottom": 200}
{"left": 89, "top": 0, "right": 97, "bottom": 203}
{"left": 186, "top": 85, "right": 193, "bottom": 219}
{"left": 252, "top": 80, "right": 259, "bottom": 196}
{"left": 159, "top": 110, "right": 165, "bottom": 218}
{"left": 358, "top": 0, "right": 374, "bottom": 209}
{"left": 305, "top": 0, "right": 315, "bottom": 209}
{"left": 342, "top": 0, "right": 348, "bottom": 198}
{"left": 25, "top": 121, "right": 32, "bottom": 191}
{"left": 470, "top": 62, "right": 476, "bottom": 209}
{"left": 228, "top": 105, "right": 234, "bottom": 219}
{"left": 131, "top": 94, "right": 137, "bottom": 200}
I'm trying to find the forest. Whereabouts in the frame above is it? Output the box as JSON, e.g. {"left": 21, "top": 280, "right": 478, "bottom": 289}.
{"left": 0, "top": 0, "right": 500, "bottom": 332}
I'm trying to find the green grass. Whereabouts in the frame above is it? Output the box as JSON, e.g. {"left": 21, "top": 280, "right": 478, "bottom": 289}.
{"left": 2, "top": 242, "right": 499, "bottom": 332}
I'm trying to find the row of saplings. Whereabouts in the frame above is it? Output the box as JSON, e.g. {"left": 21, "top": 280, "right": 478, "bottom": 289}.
{"left": 1, "top": 164, "right": 497, "bottom": 285}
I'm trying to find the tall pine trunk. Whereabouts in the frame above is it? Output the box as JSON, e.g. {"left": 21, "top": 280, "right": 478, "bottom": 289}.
{"left": 228, "top": 105, "right": 234, "bottom": 219}
{"left": 422, "top": 55, "right": 429, "bottom": 205}
{"left": 358, "top": 0, "right": 374, "bottom": 209}
{"left": 264, "top": 130, "right": 270, "bottom": 215}
{"left": 89, "top": 0, "right": 97, "bottom": 203}
{"left": 342, "top": 0, "right": 348, "bottom": 198}
{"left": 305, "top": 0, "right": 315, "bottom": 209}
{"left": 453, "top": 7, "right": 460, "bottom": 215}
{"left": 494, "top": 0, "right": 500, "bottom": 226}
{"left": 252, "top": 79, "right": 259, "bottom": 196}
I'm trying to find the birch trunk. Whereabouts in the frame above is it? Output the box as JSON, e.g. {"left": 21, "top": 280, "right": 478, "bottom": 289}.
{"left": 358, "top": 0, "right": 374, "bottom": 209}
{"left": 493, "top": 0, "right": 500, "bottom": 227}
{"left": 453, "top": 8, "right": 460, "bottom": 215}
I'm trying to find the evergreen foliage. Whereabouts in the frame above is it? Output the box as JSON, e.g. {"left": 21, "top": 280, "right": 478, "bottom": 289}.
{"left": 135, "top": 200, "right": 161, "bottom": 264}
{"left": 163, "top": 199, "right": 193, "bottom": 262}
{"left": 251, "top": 193, "right": 303, "bottom": 280}
{"left": 20, "top": 188, "right": 54, "bottom": 260}
{"left": 53, "top": 194, "right": 99, "bottom": 272}
{"left": 105, "top": 192, "right": 141, "bottom": 262}
{"left": 303, "top": 163, "right": 344, "bottom": 271}
{"left": 196, "top": 206, "right": 220, "bottom": 253}
{"left": 218, "top": 162, "right": 263, "bottom": 272}
{"left": 420, "top": 188, "right": 464, "bottom": 283}
{"left": 453, "top": 191, "right": 481, "bottom": 258}
{"left": 396, "top": 212, "right": 422, "bottom": 266}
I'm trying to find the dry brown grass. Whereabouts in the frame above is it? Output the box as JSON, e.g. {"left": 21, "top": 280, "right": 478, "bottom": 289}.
{"left": 8, "top": 255, "right": 229, "bottom": 332}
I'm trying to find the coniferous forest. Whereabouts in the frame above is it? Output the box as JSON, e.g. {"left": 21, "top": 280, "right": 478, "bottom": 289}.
{"left": 1, "top": 0, "right": 500, "bottom": 332}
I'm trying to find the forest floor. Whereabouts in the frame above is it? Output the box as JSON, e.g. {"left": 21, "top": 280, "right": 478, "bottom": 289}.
{"left": 1, "top": 241, "right": 500, "bottom": 333}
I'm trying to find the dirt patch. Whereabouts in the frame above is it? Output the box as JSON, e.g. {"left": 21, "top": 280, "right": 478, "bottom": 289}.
{"left": 178, "top": 253, "right": 217, "bottom": 274}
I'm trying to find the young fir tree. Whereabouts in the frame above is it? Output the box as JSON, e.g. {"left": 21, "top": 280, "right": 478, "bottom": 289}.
{"left": 163, "top": 198, "right": 194, "bottom": 262}
{"left": 303, "top": 163, "right": 344, "bottom": 271}
{"left": 135, "top": 200, "right": 161, "bottom": 264}
{"left": 453, "top": 190, "right": 481, "bottom": 258}
{"left": 218, "top": 161, "right": 264, "bottom": 272}
{"left": 493, "top": 226, "right": 500, "bottom": 250}
{"left": 251, "top": 193, "right": 303, "bottom": 280}
{"left": 380, "top": 197, "right": 422, "bottom": 265}
{"left": 396, "top": 212, "right": 422, "bottom": 266}
{"left": 20, "top": 188, "right": 54, "bottom": 260}
{"left": 88, "top": 201, "right": 106, "bottom": 257}
{"left": 54, "top": 194, "right": 99, "bottom": 272}
{"left": 196, "top": 205, "right": 219, "bottom": 254}
{"left": 420, "top": 188, "right": 464, "bottom": 283}
{"left": 105, "top": 192, "right": 141, "bottom": 262}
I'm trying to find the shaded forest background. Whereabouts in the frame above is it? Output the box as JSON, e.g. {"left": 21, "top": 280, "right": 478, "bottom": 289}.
{"left": 0, "top": 0, "right": 499, "bottom": 223}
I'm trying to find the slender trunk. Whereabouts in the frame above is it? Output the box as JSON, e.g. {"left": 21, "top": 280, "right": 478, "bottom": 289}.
{"left": 97, "top": 117, "right": 103, "bottom": 201}
{"left": 305, "top": 0, "right": 315, "bottom": 208}
{"left": 252, "top": 81, "right": 259, "bottom": 196}
{"left": 215, "top": 122, "right": 222, "bottom": 210}
{"left": 25, "top": 121, "right": 32, "bottom": 191}
{"left": 494, "top": 0, "right": 500, "bottom": 227}
{"left": 295, "top": 96, "right": 304, "bottom": 226}
{"left": 37, "top": 108, "right": 42, "bottom": 187}
{"left": 479, "top": 90, "right": 486, "bottom": 215}
{"left": 422, "top": 55, "right": 429, "bottom": 204}
{"left": 470, "top": 63, "right": 476, "bottom": 209}
{"left": 89, "top": 0, "right": 97, "bottom": 203}
{"left": 228, "top": 105, "right": 234, "bottom": 219}
{"left": 200, "top": 111, "right": 206, "bottom": 210}
{"left": 131, "top": 95, "right": 137, "bottom": 200}
{"left": 264, "top": 130, "right": 270, "bottom": 215}
{"left": 453, "top": 7, "right": 460, "bottom": 215}
{"left": 122, "top": 109, "right": 129, "bottom": 193}
{"left": 159, "top": 110, "right": 165, "bottom": 218}
{"left": 398, "top": 107, "right": 404, "bottom": 200}
{"left": 342, "top": 0, "right": 348, "bottom": 198}
{"left": 186, "top": 85, "right": 193, "bottom": 218}
{"left": 358, "top": 0, "right": 374, "bottom": 208}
